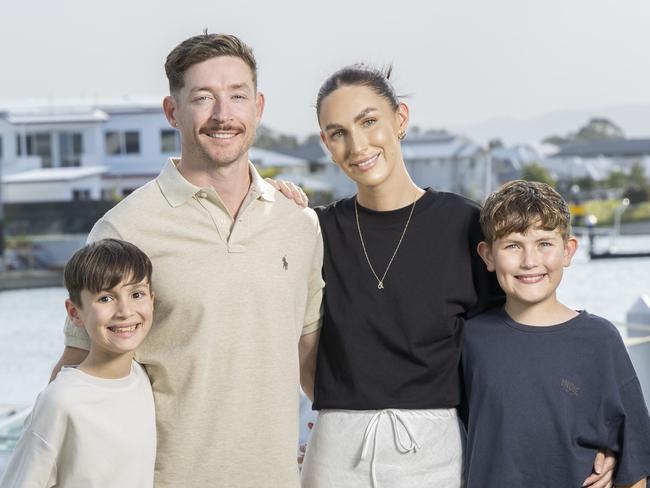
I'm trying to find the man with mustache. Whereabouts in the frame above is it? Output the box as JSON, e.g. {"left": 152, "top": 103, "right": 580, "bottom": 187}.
{"left": 51, "top": 32, "right": 324, "bottom": 488}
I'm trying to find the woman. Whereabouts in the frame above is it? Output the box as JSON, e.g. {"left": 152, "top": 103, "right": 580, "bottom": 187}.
{"left": 298, "top": 64, "right": 616, "bottom": 488}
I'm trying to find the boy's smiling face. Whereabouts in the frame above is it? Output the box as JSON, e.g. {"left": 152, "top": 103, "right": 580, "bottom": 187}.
{"left": 66, "top": 277, "right": 154, "bottom": 358}
{"left": 478, "top": 226, "right": 578, "bottom": 313}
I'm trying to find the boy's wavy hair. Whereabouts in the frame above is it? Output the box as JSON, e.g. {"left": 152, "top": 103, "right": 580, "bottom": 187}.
{"left": 480, "top": 180, "right": 571, "bottom": 243}
{"left": 64, "top": 239, "right": 152, "bottom": 305}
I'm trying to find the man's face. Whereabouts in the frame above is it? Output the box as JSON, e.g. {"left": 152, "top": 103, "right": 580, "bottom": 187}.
{"left": 164, "top": 56, "right": 264, "bottom": 169}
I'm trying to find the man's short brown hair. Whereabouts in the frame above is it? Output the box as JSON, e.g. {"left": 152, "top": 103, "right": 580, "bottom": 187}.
{"left": 164, "top": 32, "right": 257, "bottom": 95}
{"left": 64, "top": 239, "right": 153, "bottom": 306}
{"left": 480, "top": 180, "right": 571, "bottom": 244}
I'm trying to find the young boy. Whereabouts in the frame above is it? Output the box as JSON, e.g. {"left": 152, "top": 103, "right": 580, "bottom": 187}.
{"left": 463, "top": 180, "right": 650, "bottom": 487}
{"left": 0, "top": 239, "right": 156, "bottom": 487}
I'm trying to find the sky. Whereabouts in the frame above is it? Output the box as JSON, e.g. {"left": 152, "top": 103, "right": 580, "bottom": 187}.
{"left": 2, "top": 0, "right": 650, "bottom": 143}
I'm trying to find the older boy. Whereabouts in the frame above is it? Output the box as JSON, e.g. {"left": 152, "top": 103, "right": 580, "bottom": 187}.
{"left": 0, "top": 239, "right": 155, "bottom": 487}
{"left": 463, "top": 180, "right": 650, "bottom": 487}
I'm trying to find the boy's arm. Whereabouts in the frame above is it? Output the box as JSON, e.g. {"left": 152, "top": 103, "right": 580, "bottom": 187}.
{"left": 0, "top": 429, "right": 57, "bottom": 487}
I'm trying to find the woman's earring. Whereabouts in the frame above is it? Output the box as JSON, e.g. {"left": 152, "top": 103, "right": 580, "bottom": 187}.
{"left": 331, "top": 157, "right": 337, "bottom": 164}
{"left": 398, "top": 130, "right": 406, "bottom": 140}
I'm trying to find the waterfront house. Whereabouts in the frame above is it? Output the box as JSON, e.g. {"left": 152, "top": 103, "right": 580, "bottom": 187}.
{"left": 546, "top": 138, "right": 650, "bottom": 183}
{"left": 0, "top": 101, "right": 312, "bottom": 205}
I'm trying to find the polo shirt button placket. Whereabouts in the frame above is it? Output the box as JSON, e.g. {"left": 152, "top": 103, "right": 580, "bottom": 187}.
{"left": 228, "top": 217, "right": 246, "bottom": 253}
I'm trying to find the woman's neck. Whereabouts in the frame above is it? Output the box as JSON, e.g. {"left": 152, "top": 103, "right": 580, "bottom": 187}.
{"left": 356, "top": 177, "right": 424, "bottom": 211}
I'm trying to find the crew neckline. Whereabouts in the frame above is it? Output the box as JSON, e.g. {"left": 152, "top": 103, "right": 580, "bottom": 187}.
{"left": 499, "top": 307, "right": 586, "bottom": 333}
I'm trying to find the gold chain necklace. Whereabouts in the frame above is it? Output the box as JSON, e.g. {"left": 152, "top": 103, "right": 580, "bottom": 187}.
{"left": 354, "top": 195, "right": 417, "bottom": 290}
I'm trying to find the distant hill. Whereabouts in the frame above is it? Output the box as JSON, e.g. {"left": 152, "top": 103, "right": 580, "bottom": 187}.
{"left": 450, "top": 104, "right": 650, "bottom": 147}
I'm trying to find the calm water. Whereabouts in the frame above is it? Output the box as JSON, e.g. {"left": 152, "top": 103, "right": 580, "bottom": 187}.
{"left": 1, "top": 235, "right": 649, "bottom": 406}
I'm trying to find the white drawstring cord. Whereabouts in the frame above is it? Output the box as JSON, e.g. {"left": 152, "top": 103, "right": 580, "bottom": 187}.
{"left": 359, "top": 410, "right": 422, "bottom": 488}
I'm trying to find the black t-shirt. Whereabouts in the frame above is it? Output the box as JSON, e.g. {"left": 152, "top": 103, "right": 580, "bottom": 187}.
{"left": 463, "top": 308, "right": 650, "bottom": 487}
{"left": 313, "top": 189, "right": 503, "bottom": 410}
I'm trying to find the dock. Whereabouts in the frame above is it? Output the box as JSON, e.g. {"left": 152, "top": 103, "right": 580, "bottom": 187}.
{"left": 0, "top": 269, "right": 63, "bottom": 291}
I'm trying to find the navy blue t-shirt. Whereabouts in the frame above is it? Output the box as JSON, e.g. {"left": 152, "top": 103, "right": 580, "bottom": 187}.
{"left": 463, "top": 308, "right": 650, "bottom": 487}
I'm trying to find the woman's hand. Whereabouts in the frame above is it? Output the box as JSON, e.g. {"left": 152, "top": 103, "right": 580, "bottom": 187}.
{"left": 265, "top": 178, "right": 309, "bottom": 207}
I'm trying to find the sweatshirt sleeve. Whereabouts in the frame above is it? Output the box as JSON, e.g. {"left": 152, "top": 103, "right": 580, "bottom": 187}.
{"left": 0, "top": 430, "right": 58, "bottom": 488}
{"left": 609, "top": 376, "right": 650, "bottom": 485}
{"left": 302, "top": 216, "right": 325, "bottom": 336}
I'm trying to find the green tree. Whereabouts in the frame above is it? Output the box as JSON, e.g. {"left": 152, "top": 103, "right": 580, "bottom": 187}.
{"left": 575, "top": 175, "right": 596, "bottom": 192}
{"left": 574, "top": 118, "right": 624, "bottom": 142}
{"left": 521, "top": 163, "right": 556, "bottom": 187}
{"left": 607, "top": 170, "right": 627, "bottom": 188}
{"left": 629, "top": 161, "right": 646, "bottom": 184}
{"left": 542, "top": 117, "right": 625, "bottom": 146}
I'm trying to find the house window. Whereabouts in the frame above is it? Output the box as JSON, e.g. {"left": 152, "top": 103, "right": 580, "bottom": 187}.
{"left": 160, "top": 129, "right": 180, "bottom": 154}
{"left": 59, "top": 132, "right": 83, "bottom": 167}
{"left": 16, "top": 132, "right": 53, "bottom": 167}
{"left": 105, "top": 131, "right": 140, "bottom": 155}
{"left": 72, "top": 189, "right": 91, "bottom": 201}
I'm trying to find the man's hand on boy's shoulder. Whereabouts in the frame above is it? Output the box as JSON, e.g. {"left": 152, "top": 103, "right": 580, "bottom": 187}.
{"left": 582, "top": 449, "right": 616, "bottom": 488}
{"left": 49, "top": 346, "right": 89, "bottom": 382}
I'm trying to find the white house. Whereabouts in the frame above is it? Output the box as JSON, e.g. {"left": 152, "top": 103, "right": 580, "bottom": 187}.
{"left": 546, "top": 138, "right": 650, "bottom": 183}
{"left": 2, "top": 167, "right": 107, "bottom": 203}
{"left": 401, "top": 131, "right": 487, "bottom": 199}
{"left": 0, "top": 101, "right": 311, "bottom": 204}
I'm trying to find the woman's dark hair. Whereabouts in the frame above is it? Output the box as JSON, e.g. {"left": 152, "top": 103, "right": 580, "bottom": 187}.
{"left": 316, "top": 64, "right": 399, "bottom": 119}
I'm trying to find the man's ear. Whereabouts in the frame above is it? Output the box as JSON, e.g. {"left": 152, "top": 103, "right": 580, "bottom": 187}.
{"left": 477, "top": 241, "right": 496, "bottom": 272}
{"left": 163, "top": 95, "right": 178, "bottom": 128}
{"left": 65, "top": 299, "right": 85, "bottom": 328}
{"left": 255, "top": 91, "right": 265, "bottom": 127}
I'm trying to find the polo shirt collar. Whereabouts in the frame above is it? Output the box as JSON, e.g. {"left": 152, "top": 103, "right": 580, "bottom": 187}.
{"left": 249, "top": 161, "right": 277, "bottom": 203}
{"left": 157, "top": 158, "right": 276, "bottom": 208}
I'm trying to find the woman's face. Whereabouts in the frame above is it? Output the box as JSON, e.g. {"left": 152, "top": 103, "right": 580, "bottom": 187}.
{"left": 318, "top": 85, "right": 408, "bottom": 189}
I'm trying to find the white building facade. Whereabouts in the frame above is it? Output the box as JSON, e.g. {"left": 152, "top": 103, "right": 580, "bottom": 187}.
{"left": 0, "top": 102, "right": 310, "bottom": 204}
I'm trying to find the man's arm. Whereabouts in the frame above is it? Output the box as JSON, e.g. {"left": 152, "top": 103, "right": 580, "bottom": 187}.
{"left": 299, "top": 330, "right": 320, "bottom": 402}
{"left": 49, "top": 346, "right": 89, "bottom": 382}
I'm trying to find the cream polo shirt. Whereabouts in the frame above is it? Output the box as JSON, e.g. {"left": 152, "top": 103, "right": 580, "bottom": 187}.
{"left": 64, "top": 159, "right": 324, "bottom": 488}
